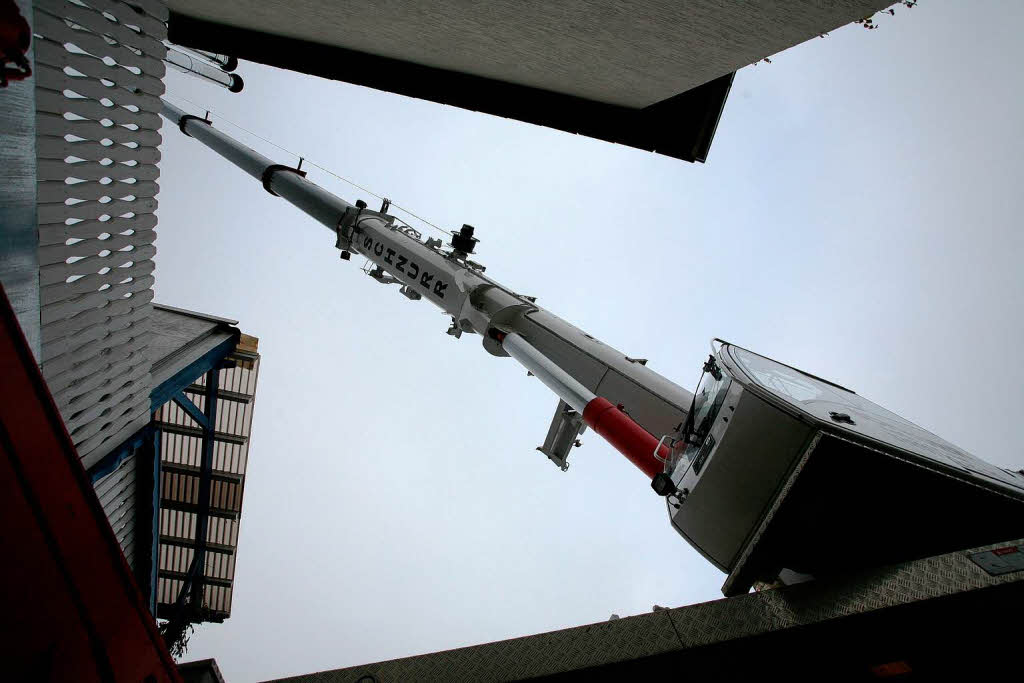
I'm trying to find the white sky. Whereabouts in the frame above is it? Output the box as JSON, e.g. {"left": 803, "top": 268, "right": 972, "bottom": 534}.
{"left": 154, "top": 2, "right": 1024, "bottom": 680}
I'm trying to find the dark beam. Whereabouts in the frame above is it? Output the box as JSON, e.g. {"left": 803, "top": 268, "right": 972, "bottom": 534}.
{"left": 160, "top": 535, "right": 234, "bottom": 556}
{"left": 186, "top": 383, "right": 252, "bottom": 404}
{"left": 159, "top": 569, "right": 232, "bottom": 589}
{"left": 159, "top": 499, "right": 238, "bottom": 520}
{"left": 147, "top": 426, "right": 160, "bottom": 613}
{"left": 86, "top": 423, "right": 151, "bottom": 483}
{"left": 165, "top": 367, "right": 224, "bottom": 620}
{"left": 132, "top": 426, "right": 161, "bottom": 613}
{"left": 191, "top": 367, "right": 219, "bottom": 608}
{"left": 171, "top": 390, "right": 211, "bottom": 431}
{"left": 155, "top": 603, "right": 227, "bottom": 624}
{"left": 154, "top": 421, "right": 246, "bottom": 446}
{"left": 161, "top": 461, "right": 242, "bottom": 484}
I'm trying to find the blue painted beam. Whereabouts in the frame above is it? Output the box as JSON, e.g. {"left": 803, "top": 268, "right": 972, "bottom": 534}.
{"left": 172, "top": 390, "right": 210, "bottom": 431}
{"left": 92, "top": 321, "right": 237, "bottom": 614}
{"left": 168, "top": 365, "right": 222, "bottom": 619}
{"left": 85, "top": 421, "right": 162, "bottom": 614}
{"left": 87, "top": 424, "right": 152, "bottom": 483}
{"left": 147, "top": 329, "right": 234, "bottom": 611}
{"left": 190, "top": 367, "right": 219, "bottom": 608}
{"left": 148, "top": 427, "right": 161, "bottom": 613}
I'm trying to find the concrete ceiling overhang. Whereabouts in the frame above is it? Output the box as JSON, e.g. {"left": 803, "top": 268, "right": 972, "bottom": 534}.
{"left": 167, "top": 1, "right": 892, "bottom": 162}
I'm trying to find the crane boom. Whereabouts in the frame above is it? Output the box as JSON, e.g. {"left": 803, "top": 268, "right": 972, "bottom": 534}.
{"left": 161, "top": 101, "right": 1024, "bottom": 596}
{"left": 160, "top": 100, "right": 692, "bottom": 479}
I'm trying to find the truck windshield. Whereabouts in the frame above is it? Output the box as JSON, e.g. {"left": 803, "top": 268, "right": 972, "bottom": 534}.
{"left": 683, "top": 360, "right": 732, "bottom": 456}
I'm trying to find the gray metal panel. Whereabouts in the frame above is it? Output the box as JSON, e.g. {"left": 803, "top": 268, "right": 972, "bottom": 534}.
{"left": 167, "top": 0, "right": 891, "bottom": 109}
{"left": 267, "top": 538, "right": 1024, "bottom": 682}
{"left": 670, "top": 382, "right": 815, "bottom": 571}
{"left": 149, "top": 305, "right": 234, "bottom": 387}
{"left": 720, "top": 431, "right": 824, "bottom": 598}
{"left": 33, "top": 0, "right": 167, "bottom": 468}
{"left": 0, "top": 0, "right": 40, "bottom": 360}
{"left": 515, "top": 309, "right": 693, "bottom": 440}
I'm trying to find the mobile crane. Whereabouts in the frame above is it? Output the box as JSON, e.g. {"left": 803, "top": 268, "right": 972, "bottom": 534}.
{"left": 161, "top": 101, "right": 1024, "bottom": 596}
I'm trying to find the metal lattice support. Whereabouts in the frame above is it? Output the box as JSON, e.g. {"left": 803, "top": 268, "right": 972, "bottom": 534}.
{"left": 33, "top": 0, "right": 167, "bottom": 467}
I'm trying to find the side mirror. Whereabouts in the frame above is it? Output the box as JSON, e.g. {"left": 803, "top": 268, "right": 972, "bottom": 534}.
{"left": 651, "top": 473, "right": 677, "bottom": 497}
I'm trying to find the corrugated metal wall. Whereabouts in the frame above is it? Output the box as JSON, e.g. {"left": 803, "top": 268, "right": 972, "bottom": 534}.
{"left": 156, "top": 353, "right": 259, "bottom": 618}
{"left": 160, "top": 507, "right": 240, "bottom": 548}
{"left": 34, "top": 0, "right": 167, "bottom": 468}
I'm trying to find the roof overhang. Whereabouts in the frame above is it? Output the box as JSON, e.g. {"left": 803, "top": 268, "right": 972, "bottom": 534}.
{"left": 149, "top": 304, "right": 240, "bottom": 404}
{"left": 165, "top": 1, "right": 892, "bottom": 162}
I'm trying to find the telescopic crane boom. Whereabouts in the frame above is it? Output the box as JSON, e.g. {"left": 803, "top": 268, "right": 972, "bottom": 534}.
{"left": 160, "top": 100, "right": 690, "bottom": 480}
{"left": 161, "top": 101, "right": 1024, "bottom": 595}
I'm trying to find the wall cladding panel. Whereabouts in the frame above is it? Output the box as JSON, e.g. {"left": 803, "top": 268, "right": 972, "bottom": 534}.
{"left": 34, "top": 0, "right": 168, "bottom": 467}
{"left": 93, "top": 449, "right": 139, "bottom": 569}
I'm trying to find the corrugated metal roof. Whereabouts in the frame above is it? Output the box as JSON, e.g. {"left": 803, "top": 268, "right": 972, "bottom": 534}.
{"left": 155, "top": 350, "right": 261, "bottom": 620}
{"left": 149, "top": 306, "right": 238, "bottom": 389}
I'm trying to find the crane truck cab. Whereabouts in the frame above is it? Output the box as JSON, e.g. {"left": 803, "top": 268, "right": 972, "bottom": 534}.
{"left": 663, "top": 341, "right": 1024, "bottom": 595}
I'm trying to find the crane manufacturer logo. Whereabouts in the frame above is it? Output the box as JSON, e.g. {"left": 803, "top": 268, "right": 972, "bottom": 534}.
{"left": 361, "top": 235, "right": 449, "bottom": 299}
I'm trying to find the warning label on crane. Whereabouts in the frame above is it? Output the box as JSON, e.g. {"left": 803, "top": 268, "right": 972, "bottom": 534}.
{"left": 968, "top": 544, "right": 1024, "bottom": 576}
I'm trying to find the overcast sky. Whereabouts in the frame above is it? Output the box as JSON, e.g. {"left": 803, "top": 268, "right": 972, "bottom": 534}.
{"left": 154, "top": 2, "right": 1024, "bottom": 680}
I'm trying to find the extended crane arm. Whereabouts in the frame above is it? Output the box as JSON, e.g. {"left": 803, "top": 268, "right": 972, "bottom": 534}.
{"left": 160, "top": 101, "right": 690, "bottom": 480}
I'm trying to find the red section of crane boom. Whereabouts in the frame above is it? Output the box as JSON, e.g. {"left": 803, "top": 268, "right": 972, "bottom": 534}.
{"left": 494, "top": 329, "right": 670, "bottom": 479}
{"left": 582, "top": 397, "right": 667, "bottom": 479}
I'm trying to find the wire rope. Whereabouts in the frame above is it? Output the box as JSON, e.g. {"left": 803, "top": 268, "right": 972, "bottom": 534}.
{"left": 163, "top": 92, "right": 453, "bottom": 236}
